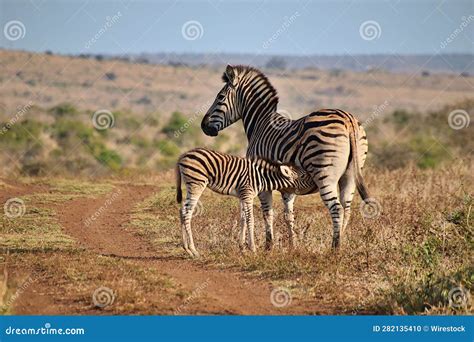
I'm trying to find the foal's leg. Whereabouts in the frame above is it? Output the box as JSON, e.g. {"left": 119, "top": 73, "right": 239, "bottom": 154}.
{"left": 241, "top": 198, "right": 256, "bottom": 252}
{"left": 282, "top": 192, "right": 297, "bottom": 248}
{"left": 181, "top": 183, "right": 206, "bottom": 257}
{"left": 239, "top": 201, "right": 247, "bottom": 250}
{"left": 258, "top": 191, "right": 274, "bottom": 250}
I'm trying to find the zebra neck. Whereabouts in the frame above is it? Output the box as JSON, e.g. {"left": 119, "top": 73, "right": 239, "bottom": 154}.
{"left": 244, "top": 107, "right": 290, "bottom": 137}
{"left": 240, "top": 80, "right": 278, "bottom": 139}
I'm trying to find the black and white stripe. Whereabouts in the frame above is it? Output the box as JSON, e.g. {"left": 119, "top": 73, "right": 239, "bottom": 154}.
{"left": 201, "top": 65, "right": 370, "bottom": 249}
{"left": 176, "top": 147, "right": 315, "bottom": 257}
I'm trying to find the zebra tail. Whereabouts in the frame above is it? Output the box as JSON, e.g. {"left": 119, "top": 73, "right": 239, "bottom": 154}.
{"left": 176, "top": 164, "right": 182, "bottom": 203}
{"left": 349, "top": 128, "right": 370, "bottom": 202}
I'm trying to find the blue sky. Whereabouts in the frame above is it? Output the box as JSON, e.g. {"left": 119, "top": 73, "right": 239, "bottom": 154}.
{"left": 0, "top": 0, "right": 473, "bottom": 55}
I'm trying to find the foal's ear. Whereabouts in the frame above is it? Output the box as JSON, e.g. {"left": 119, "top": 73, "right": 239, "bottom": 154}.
{"left": 279, "top": 165, "right": 293, "bottom": 178}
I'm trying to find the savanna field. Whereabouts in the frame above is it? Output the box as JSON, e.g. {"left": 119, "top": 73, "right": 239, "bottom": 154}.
{"left": 0, "top": 50, "right": 472, "bottom": 315}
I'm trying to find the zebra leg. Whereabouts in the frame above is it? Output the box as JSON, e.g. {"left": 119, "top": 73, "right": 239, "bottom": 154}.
{"left": 239, "top": 201, "right": 247, "bottom": 250}
{"left": 241, "top": 199, "right": 256, "bottom": 252}
{"left": 180, "top": 184, "right": 205, "bottom": 257}
{"left": 282, "top": 192, "right": 297, "bottom": 248}
{"left": 338, "top": 169, "right": 356, "bottom": 236}
{"left": 258, "top": 191, "right": 274, "bottom": 250}
{"left": 317, "top": 180, "right": 344, "bottom": 249}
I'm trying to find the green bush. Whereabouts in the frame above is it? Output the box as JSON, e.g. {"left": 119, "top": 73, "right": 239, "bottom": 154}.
{"left": 49, "top": 103, "right": 78, "bottom": 117}
{"left": 161, "top": 111, "right": 188, "bottom": 138}
{"left": 0, "top": 120, "right": 43, "bottom": 149}
{"left": 96, "top": 149, "right": 122, "bottom": 171}
{"left": 155, "top": 139, "right": 180, "bottom": 157}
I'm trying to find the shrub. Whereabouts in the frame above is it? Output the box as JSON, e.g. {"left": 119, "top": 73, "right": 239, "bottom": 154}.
{"left": 49, "top": 103, "right": 78, "bottom": 117}
{"left": 104, "top": 72, "right": 117, "bottom": 81}
{"left": 0, "top": 120, "right": 43, "bottom": 149}
{"left": 161, "top": 112, "right": 188, "bottom": 138}
{"left": 96, "top": 149, "right": 122, "bottom": 171}
{"left": 155, "top": 139, "right": 180, "bottom": 157}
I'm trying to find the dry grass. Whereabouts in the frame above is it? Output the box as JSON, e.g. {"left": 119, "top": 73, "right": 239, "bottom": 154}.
{"left": 1, "top": 50, "right": 471, "bottom": 118}
{"left": 129, "top": 161, "right": 473, "bottom": 315}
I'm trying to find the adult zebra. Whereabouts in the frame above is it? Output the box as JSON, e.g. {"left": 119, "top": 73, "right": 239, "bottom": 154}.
{"left": 201, "top": 65, "right": 370, "bottom": 249}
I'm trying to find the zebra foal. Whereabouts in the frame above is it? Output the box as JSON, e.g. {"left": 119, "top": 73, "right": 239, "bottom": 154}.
{"left": 176, "top": 147, "right": 314, "bottom": 257}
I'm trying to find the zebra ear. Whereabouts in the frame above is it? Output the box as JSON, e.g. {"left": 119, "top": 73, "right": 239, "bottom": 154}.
{"left": 224, "top": 65, "right": 237, "bottom": 86}
{"left": 279, "top": 165, "right": 293, "bottom": 179}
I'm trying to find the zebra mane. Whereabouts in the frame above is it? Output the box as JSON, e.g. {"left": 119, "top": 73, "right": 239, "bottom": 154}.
{"left": 222, "top": 65, "right": 279, "bottom": 104}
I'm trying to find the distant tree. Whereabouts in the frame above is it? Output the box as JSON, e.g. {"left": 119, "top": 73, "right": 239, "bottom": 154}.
{"left": 45, "top": 50, "right": 53, "bottom": 55}
{"left": 460, "top": 72, "right": 469, "bottom": 77}
{"left": 421, "top": 70, "right": 430, "bottom": 77}
{"left": 135, "top": 57, "right": 150, "bottom": 64}
{"left": 95, "top": 54, "right": 104, "bottom": 62}
{"left": 104, "top": 72, "right": 117, "bottom": 81}
{"left": 265, "top": 57, "right": 287, "bottom": 70}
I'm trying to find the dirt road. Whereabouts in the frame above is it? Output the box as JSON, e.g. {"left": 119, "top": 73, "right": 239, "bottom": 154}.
{"left": 5, "top": 182, "right": 324, "bottom": 315}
